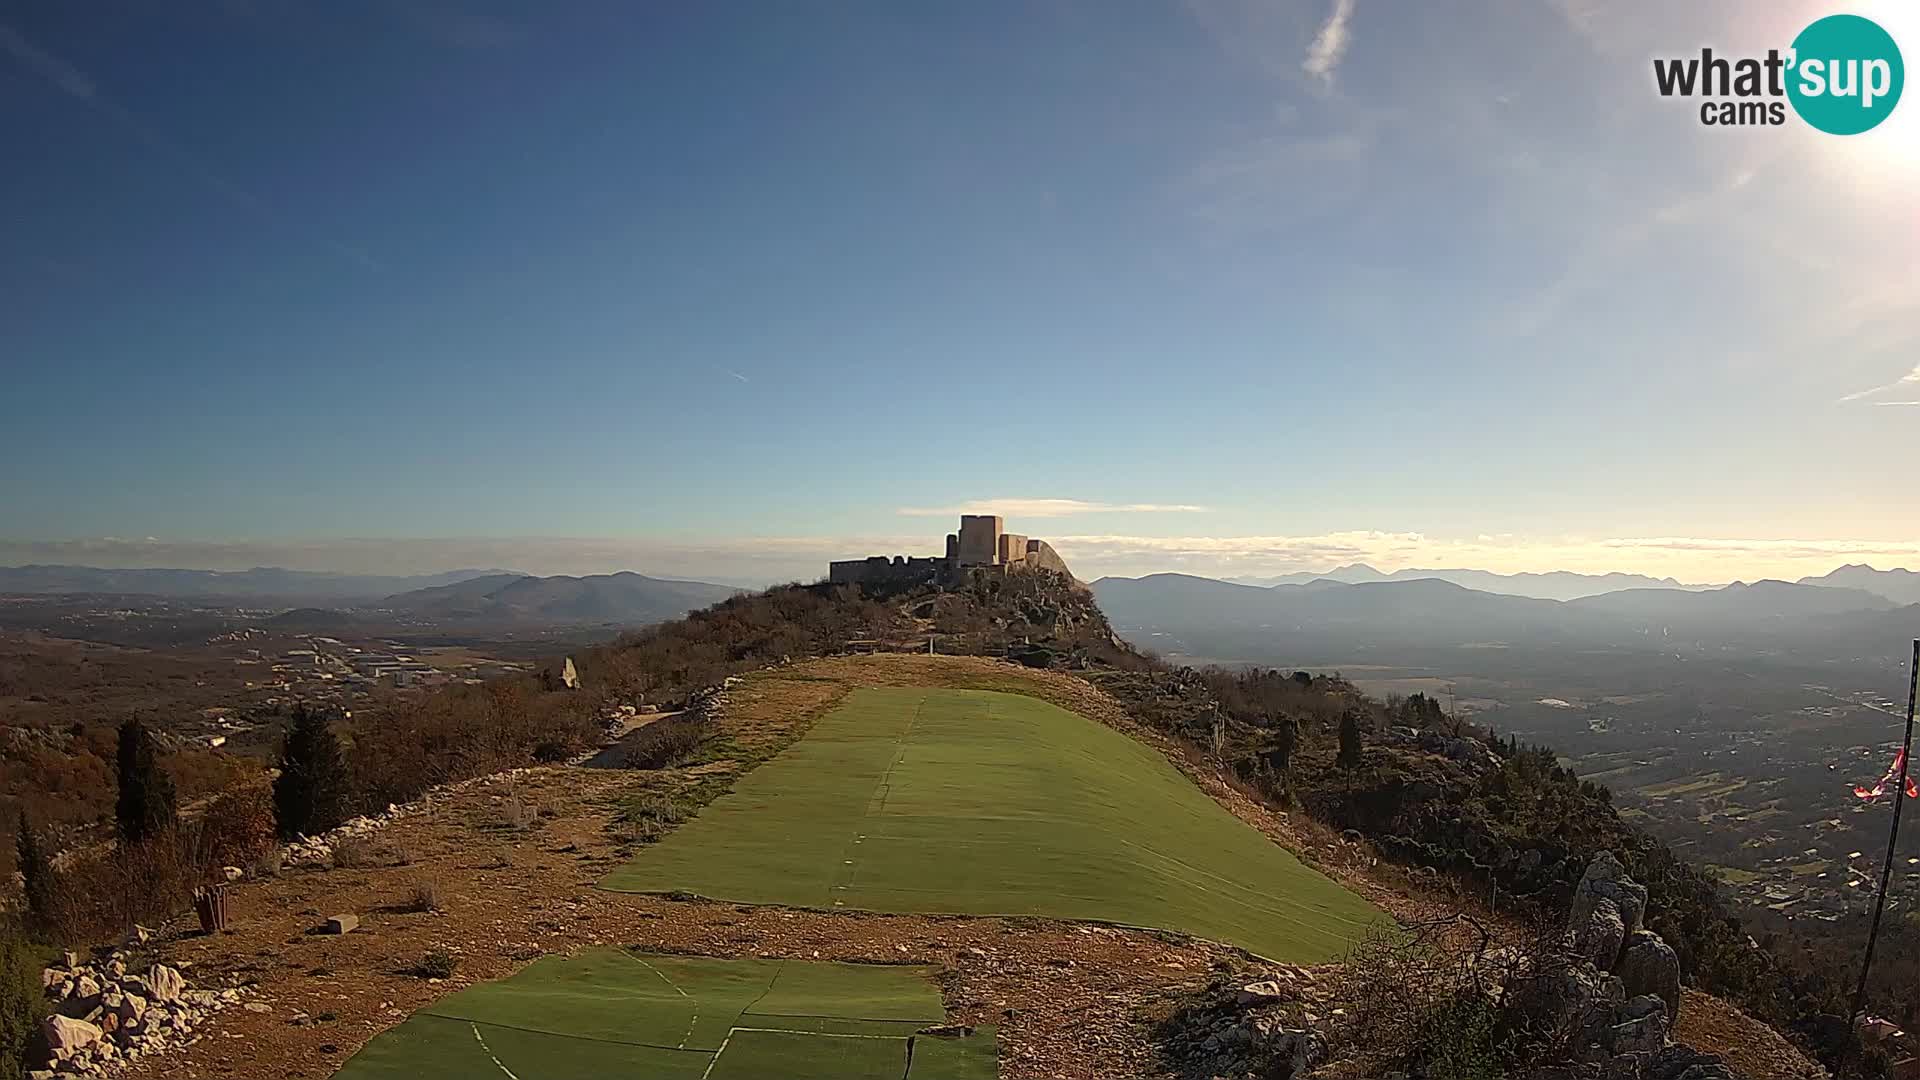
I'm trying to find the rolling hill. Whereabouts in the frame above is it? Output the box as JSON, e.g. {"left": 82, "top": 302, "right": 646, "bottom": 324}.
{"left": 1798, "top": 563, "right": 1920, "bottom": 605}
{"left": 1227, "top": 563, "right": 1699, "bottom": 601}
{"left": 381, "top": 571, "right": 737, "bottom": 624}
{"left": 0, "top": 565, "right": 516, "bottom": 602}
{"left": 1092, "top": 572, "right": 1912, "bottom": 662}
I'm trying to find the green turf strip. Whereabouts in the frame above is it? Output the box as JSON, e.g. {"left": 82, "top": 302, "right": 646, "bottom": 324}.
{"left": 749, "top": 956, "right": 945, "bottom": 1021}
{"left": 329, "top": 1015, "right": 713, "bottom": 1080}
{"left": 603, "top": 687, "right": 1387, "bottom": 961}
{"left": 330, "top": 952, "right": 966, "bottom": 1079}
{"left": 706, "top": 1029, "right": 907, "bottom": 1080}
{"left": 906, "top": 1027, "right": 1001, "bottom": 1080}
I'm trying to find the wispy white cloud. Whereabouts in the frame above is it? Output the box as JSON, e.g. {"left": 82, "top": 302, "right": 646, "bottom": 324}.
{"left": 0, "top": 20, "right": 384, "bottom": 273}
{"left": 1873, "top": 400, "right": 1920, "bottom": 406}
{"left": 896, "top": 499, "right": 1209, "bottom": 518}
{"left": 1838, "top": 362, "right": 1920, "bottom": 403}
{"left": 0, "top": 23, "right": 95, "bottom": 98}
{"left": 1301, "top": 0, "right": 1356, "bottom": 89}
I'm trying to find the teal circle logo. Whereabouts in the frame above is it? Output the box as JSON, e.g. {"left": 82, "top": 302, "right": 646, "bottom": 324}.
{"left": 1787, "top": 14, "right": 1903, "bottom": 134}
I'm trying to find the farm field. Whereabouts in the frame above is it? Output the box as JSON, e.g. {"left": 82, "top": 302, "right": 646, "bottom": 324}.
{"left": 602, "top": 686, "right": 1386, "bottom": 962}
{"left": 331, "top": 951, "right": 994, "bottom": 1079}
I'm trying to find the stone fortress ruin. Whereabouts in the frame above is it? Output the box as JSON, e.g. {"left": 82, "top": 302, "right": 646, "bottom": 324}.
{"left": 828, "top": 515, "right": 1074, "bottom": 589}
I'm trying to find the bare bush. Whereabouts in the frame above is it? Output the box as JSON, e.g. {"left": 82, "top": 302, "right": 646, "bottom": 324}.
{"left": 403, "top": 881, "right": 442, "bottom": 913}
{"left": 38, "top": 827, "right": 213, "bottom": 944}
{"left": 1327, "top": 914, "right": 1523, "bottom": 1080}
{"left": 348, "top": 680, "right": 599, "bottom": 809}
{"left": 413, "top": 948, "right": 457, "bottom": 979}
{"left": 500, "top": 789, "right": 539, "bottom": 832}
{"left": 619, "top": 717, "right": 711, "bottom": 770}
{"left": 201, "top": 779, "right": 277, "bottom": 869}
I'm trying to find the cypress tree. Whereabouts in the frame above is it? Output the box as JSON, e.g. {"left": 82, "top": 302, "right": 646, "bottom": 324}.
{"left": 115, "top": 716, "right": 177, "bottom": 843}
{"left": 1337, "top": 710, "right": 1364, "bottom": 769}
{"left": 274, "top": 704, "right": 349, "bottom": 839}
{"left": 14, "top": 809, "right": 55, "bottom": 930}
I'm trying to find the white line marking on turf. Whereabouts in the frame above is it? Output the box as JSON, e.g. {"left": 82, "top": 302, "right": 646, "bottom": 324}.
{"left": 700, "top": 1025, "right": 912, "bottom": 1079}
{"left": 623, "top": 952, "right": 699, "bottom": 1048}
{"left": 470, "top": 1023, "right": 523, "bottom": 1079}
{"left": 729, "top": 1026, "right": 904, "bottom": 1039}
{"left": 698, "top": 1032, "right": 732, "bottom": 1080}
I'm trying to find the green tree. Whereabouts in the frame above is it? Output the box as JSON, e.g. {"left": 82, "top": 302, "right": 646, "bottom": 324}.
{"left": 115, "top": 716, "right": 177, "bottom": 843}
{"left": 1263, "top": 717, "right": 1300, "bottom": 776}
{"left": 1338, "top": 710, "right": 1364, "bottom": 769}
{"left": 14, "top": 810, "right": 54, "bottom": 932}
{"left": 0, "top": 930, "right": 41, "bottom": 1079}
{"left": 275, "top": 704, "right": 350, "bottom": 839}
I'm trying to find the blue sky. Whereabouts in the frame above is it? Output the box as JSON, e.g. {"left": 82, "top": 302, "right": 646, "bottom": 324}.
{"left": 5, "top": 1, "right": 1920, "bottom": 584}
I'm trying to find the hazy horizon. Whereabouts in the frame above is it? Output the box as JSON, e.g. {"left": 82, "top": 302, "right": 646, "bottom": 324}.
{"left": 5, "top": 522, "right": 1919, "bottom": 588}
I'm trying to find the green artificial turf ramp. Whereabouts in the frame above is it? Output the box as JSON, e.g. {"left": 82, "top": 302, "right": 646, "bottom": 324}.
{"left": 907, "top": 1027, "right": 1001, "bottom": 1079}
{"left": 329, "top": 951, "right": 977, "bottom": 1079}
{"left": 603, "top": 686, "right": 1386, "bottom": 961}
{"left": 706, "top": 1030, "right": 907, "bottom": 1079}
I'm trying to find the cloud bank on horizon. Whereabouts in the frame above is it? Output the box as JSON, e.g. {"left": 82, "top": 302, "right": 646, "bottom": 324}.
{"left": 6, "top": 527, "right": 1920, "bottom": 588}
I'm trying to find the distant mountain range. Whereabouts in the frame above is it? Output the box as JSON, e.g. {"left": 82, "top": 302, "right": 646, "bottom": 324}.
{"left": 1091, "top": 572, "right": 1917, "bottom": 664}
{"left": 1797, "top": 564, "right": 1920, "bottom": 606}
{"left": 0, "top": 565, "right": 518, "bottom": 602}
{"left": 1219, "top": 561, "right": 1920, "bottom": 606}
{"left": 1225, "top": 563, "right": 1703, "bottom": 601}
{"left": 380, "top": 572, "right": 738, "bottom": 624}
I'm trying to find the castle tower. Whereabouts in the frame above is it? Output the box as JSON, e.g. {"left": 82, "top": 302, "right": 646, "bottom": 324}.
{"left": 956, "top": 515, "right": 1003, "bottom": 565}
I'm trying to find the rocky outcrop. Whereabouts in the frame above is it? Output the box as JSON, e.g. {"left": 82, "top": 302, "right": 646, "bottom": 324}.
{"left": 1575, "top": 896, "right": 1627, "bottom": 971}
{"left": 33, "top": 950, "right": 250, "bottom": 1078}
{"left": 1154, "top": 965, "right": 1334, "bottom": 1079}
{"left": 1616, "top": 931, "right": 1681, "bottom": 1021}
{"left": 1509, "top": 853, "right": 1733, "bottom": 1080}
{"left": 1571, "top": 850, "right": 1648, "bottom": 938}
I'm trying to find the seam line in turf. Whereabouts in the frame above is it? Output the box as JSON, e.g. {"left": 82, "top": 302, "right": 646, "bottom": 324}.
{"left": 419, "top": 1014, "right": 710, "bottom": 1054}
{"left": 828, "top": 691, "right": 927, "bottom": 904}
{"left": 738, "top": 958, "right": 787, "bottom": 1020}
{"left": 622, "top": 951, "right": 700, "bottom": 1048}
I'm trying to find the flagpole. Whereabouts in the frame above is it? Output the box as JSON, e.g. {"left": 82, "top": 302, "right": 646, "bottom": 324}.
{"left": 1851, "top": 638, "right": 1920, "bottom": 1025}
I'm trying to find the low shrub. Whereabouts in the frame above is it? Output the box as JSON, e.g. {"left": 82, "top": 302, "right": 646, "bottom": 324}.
{"left": 501, "top": 790, "right": 540, "bottom": 832}
{"left": 414, "top": 948, "right": 458, "bottom": 979}
{"left": 0, "top": 930, "right": 43, "bottom": 1080}
{"left": 37, "top": 828, "right": 212, "bottom": 945}
{"left": 201, "top": 780, "right": 277, "bottom": 869}
{"left": 619, "top": 717, "right": 711, "bottom": 770}
{"left": 403, "top": 881, "right": 441, "bottom": 913}
{"left": 616, "top": 793, "right": 691, "bottom": 844}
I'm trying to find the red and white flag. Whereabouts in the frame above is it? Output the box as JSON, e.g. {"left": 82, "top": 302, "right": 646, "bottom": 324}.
{"left": 1854, "top": 748, "right": 1919, "bottom": 800}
